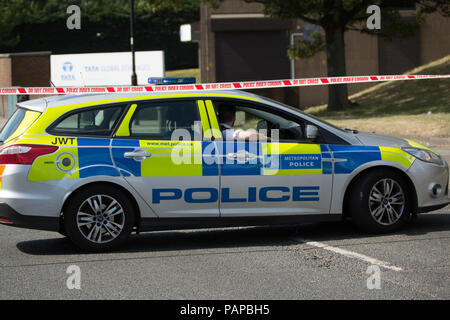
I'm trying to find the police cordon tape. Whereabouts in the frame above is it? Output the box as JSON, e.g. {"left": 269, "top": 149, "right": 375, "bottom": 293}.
{"left": 0, "top": 74, "right": 449, "bottom": 95}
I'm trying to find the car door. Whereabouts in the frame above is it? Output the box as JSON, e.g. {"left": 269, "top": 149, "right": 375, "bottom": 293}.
{"left": 111, "top": 98, "right": 219, "bottom": 218}
{"left": 205, "top": 99, "right": 333, "bottom": 217}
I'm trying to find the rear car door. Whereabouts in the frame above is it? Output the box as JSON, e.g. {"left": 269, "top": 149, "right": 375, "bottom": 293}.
{"left": 205, "top": 99, "right": 333, "bottom": 217}
{"left": 111, "top": 98, "right": 219, "bottom": 218}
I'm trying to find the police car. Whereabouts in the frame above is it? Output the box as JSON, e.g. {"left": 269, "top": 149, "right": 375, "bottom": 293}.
{"left": 0, "top": 88, "right": 448, "bottom": 251}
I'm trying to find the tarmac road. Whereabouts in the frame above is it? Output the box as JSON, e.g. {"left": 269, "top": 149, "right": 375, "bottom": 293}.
{"left": 0, "top": 149, "right": 448, "bottom": 300}
{"left": 0, "top": 208, "right": 448, "bottom": 300}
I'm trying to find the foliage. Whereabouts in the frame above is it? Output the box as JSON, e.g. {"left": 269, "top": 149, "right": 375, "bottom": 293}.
{"left": 0, "top": 0, "right": 38, "bottom": 47}
{"left": 0, "top": 0, "right": 201, "bottom": 70}
{"left": 287, "top": 31, "right": 325, "bottom": 59}
{"left": 305, "top": 55, "right": 450, "bottom": 117}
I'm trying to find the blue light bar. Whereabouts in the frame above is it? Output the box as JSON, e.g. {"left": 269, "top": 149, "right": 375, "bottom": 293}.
{"left": 148, "top": 77, "right": 196, "bottom": 85}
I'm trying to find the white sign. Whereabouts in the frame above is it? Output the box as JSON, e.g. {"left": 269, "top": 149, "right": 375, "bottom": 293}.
{"left": 51, "top": 51, "right": 165, "bottom": 86}
{"left": 180, "top": 24, "right": 192, "bottom": 42}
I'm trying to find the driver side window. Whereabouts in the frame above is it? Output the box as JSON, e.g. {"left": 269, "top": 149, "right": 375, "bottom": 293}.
{"left": 212, "top": 100, "right": 310, "bottom": 142}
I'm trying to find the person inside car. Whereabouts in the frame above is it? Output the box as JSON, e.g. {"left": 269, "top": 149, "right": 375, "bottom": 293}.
{"left": 218, "top": 103, "right": 269, "bottom": 141}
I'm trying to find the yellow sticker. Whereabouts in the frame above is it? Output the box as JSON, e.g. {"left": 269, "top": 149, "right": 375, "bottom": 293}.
{"left": 406, "top": 139, "right": 439, "bottom": 155}
{"left": 28, "top": 146, "right": 79, "bottom": 181}
{"left": 139, "top": 140, "right": 203, "bottom": 176}
{"left": 380, "top": 146, "right": 415, "bottom": 168}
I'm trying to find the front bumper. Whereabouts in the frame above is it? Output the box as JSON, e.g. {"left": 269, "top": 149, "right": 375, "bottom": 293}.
{"left": 407, "top": 157, "right": 449, "bottom": 210}
{"left": 0, "top": 203, "right": 59, "bottom": 231}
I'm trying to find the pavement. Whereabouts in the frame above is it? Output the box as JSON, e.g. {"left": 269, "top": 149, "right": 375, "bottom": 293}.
{"left": 0, "top": 131, "right": 448, "bottom": 300}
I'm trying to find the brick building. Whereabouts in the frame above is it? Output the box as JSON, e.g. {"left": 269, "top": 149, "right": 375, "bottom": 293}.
{"left": 199, "top": 0, "right": 450, "bottom": 107}
{"left": 0, "top": 51, "right": 51, "bottom": 117}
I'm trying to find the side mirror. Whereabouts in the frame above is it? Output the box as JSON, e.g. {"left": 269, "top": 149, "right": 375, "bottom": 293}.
{"left": 306, "top": 124, "right": 319, "bottom": 140}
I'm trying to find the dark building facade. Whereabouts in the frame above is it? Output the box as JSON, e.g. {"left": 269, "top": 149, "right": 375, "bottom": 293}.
{"left": 199, "top": 0, "right": 450, "bottom": 107}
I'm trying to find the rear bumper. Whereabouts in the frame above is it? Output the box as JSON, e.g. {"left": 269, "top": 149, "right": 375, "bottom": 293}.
{"left": 0, "top": 203, "right": 59, "bottom": 231}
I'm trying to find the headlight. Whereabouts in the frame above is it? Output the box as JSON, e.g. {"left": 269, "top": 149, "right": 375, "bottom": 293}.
{"left": 402, "top": 147, "right": 443, "bottom": 165}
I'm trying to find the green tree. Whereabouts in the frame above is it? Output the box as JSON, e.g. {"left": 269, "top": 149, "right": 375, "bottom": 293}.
{"left": 0, "top": 0, "right": 200, "bottom": 69}
{"left": 242, "top": 0, "right": 449, "bottom": 110}
{"left": 0, "top": 0, "right": 200, "bottom": 45}
{"left": 0, "top": 0, "right": 41, "bottom": 47}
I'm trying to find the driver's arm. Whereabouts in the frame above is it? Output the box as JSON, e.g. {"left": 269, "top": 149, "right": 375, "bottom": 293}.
{"left": 235, "top": 129, "right": 270, "bottom": 141}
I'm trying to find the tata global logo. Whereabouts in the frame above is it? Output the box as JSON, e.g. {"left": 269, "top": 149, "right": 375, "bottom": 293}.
{"left": 63, "top": 61, "right": 73, "bottom": 72}
{"left": 61, "top": 61, "right": 75, "bottom": 81}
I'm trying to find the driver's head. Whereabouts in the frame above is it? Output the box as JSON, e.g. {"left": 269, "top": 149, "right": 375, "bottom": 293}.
{"left": 218, "top": 103, "right": 236, "bottom": 125}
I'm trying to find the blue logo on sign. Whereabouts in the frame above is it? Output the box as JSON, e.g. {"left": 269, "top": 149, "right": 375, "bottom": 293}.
{"left": 63, "top": 61, "right": 73, "bottom": 72}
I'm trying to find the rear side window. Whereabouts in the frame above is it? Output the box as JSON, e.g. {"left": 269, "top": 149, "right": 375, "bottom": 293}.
{"left": 130, "top": 100, "right": 202, "bottom": 140}
{"left": 49, "top": 104, "right": 126, "bottom": 136}
{"left": 0, "top": 108, "right": 41, "bottom": 143}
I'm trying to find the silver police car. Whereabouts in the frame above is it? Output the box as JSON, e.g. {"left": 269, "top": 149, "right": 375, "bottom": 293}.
{"left": 0, "top": 90, "right": 448, "bottom": 251}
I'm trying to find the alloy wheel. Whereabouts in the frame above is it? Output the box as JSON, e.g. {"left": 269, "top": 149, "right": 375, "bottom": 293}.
{"left": 368, "top": 178, "right": 405, "bottom": 226}
{"left": 76, "top": 195, "right": 125, "bottom": 243}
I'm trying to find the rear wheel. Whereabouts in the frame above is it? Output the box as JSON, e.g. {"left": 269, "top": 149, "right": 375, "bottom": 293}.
{"left": 349, "top": 170, "right": 412, "bottom": 233}
{"left": 64, "top": 185, "right": 135, "bottom": 251}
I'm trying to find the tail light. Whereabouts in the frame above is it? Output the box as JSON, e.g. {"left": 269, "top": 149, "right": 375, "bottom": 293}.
{"left": 0, "top": 144, "right": 58, "bottom": 165}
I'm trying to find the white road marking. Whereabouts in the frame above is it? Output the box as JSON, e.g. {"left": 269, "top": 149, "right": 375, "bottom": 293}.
{"left": 293, "top": 238, "right": 403, "bottom": 271}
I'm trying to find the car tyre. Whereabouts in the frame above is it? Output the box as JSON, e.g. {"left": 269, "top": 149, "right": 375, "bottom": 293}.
{"left": 64, "top": 185, "right": 135, "bottom": 252}
{"left": 349, "top": 169, "right": 411, "bottom": 233}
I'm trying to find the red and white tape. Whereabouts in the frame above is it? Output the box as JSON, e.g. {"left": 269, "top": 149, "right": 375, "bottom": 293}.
{"left": 0, "top": 74, "right": 448, "bottom": 95}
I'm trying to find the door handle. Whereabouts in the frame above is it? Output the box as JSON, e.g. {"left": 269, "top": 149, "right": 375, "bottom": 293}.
{"left": 124, "top": 148, "right": 152, "bottom": 162}
{"left": 226, "top": 151, "right": 258, "bottom": 163}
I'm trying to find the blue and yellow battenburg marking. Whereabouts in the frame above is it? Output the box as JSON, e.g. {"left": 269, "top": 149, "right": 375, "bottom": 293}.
{"left": 23, "top": 135, "right": 120, "bottom": 181}
{"left": 111, "top": 139, "right": 213, "bottom": 177}
{"left": 18, "top": 136, "right": 416, "bottom": 181}
{"left": 329, "top": 145, "right": 415, "bottom": 173}
{"left": 203, "top": 143, "right": 414, "bottom": 177}
{"left": 9, "top": 94, "right": 416, "bottom": 182}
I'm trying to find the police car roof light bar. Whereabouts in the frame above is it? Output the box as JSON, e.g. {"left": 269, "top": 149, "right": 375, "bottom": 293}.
{"left": 148, "top": 77, "right": 196, "bottom": 85}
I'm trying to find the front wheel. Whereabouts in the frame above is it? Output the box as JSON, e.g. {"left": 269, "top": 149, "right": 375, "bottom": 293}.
{"left": 349, "top": 170, "right": 412, "bottom": 233}
{"left": 64, "top": 185, "right": 135, "bottom": 251}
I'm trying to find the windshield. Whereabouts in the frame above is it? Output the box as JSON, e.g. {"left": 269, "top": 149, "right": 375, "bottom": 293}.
{"left": 0, "top": 108, "right": 41, "bottom": 143}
